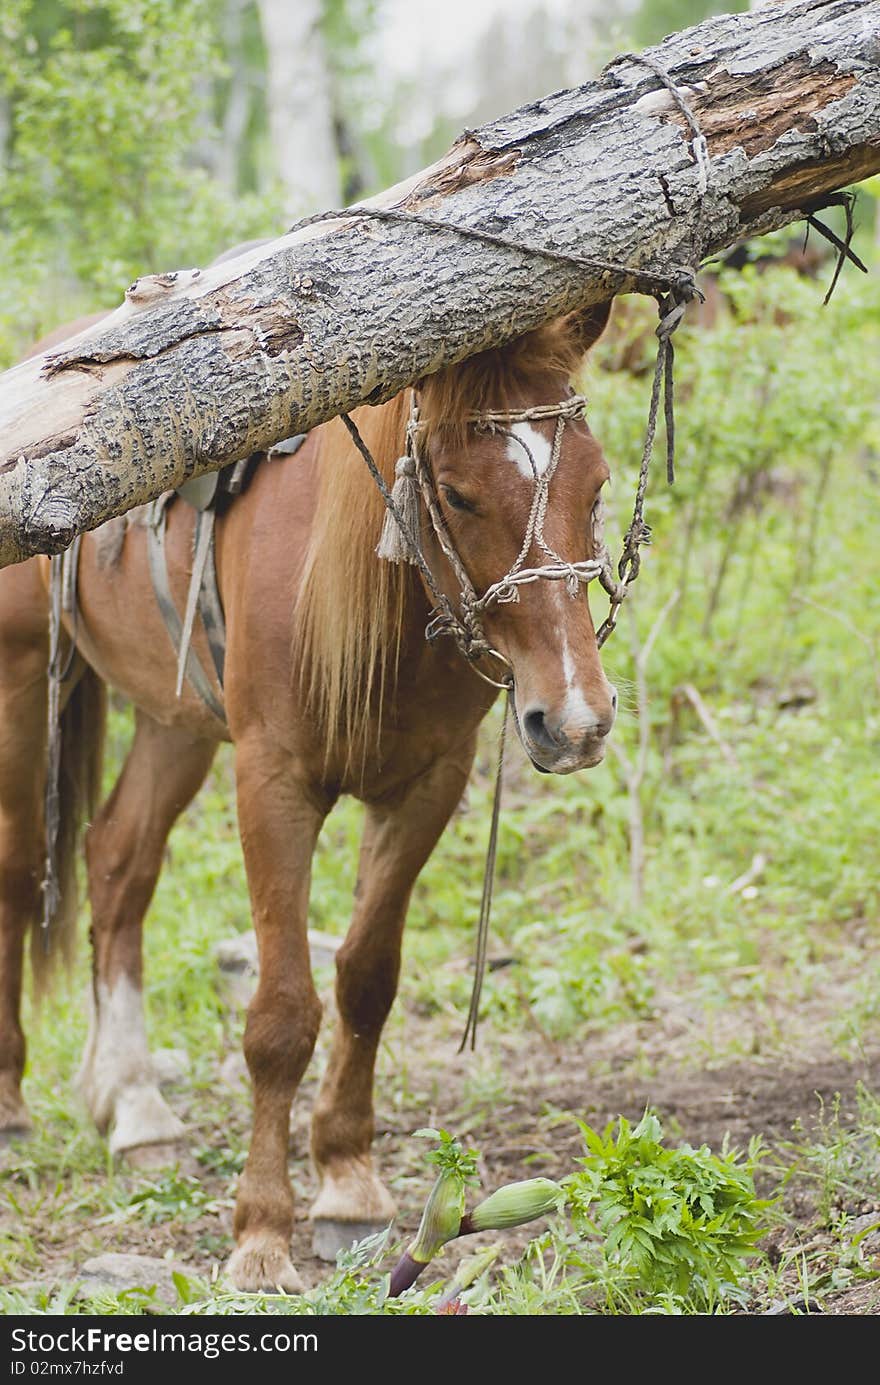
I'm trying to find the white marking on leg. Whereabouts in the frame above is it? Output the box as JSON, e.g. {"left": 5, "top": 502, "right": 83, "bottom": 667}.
{"left": 506, "top": 423, "right": 553, "bottom": 478}
{"left": 109, "top": 1084, "right": 184, "bottom": 1156}
{"left": 310, "top": 1155, "right": 397, "bottom": 1223}
{"left": 76, "top": 975, "right": 183, "bottom": 1149}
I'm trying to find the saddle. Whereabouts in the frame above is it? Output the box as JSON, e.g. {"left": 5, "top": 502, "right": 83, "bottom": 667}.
{"left": 144, "top": 434, "right": 308, "bottom": 724}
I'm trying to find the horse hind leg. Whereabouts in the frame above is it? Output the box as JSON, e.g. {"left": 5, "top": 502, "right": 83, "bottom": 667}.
{"left": 309, "top": 742, "right": 476, "bottom": 1260}
{"left": 77, "top": 710, "right": 216, "bottom": 1162}
{"left": 0, "top": 637, "right": 48, "bottom": 1142}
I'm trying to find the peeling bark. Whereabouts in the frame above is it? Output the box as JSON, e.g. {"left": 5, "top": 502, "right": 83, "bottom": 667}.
{"left": 1, "top": 0, "right": 878, "bottom": 567}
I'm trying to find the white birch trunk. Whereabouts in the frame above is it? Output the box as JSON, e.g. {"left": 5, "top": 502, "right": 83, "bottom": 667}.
{"left": 255, "top": 0, "right": 342, "bottom": 216}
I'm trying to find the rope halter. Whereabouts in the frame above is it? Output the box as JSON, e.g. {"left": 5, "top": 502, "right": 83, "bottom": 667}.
{"left": 372, "top": 391, "right": 626, "bottom": 687}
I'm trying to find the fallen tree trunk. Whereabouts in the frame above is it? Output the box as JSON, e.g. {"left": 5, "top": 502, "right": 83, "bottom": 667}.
{"left": 1, "top": 0, "right": 878, "bottom": 567}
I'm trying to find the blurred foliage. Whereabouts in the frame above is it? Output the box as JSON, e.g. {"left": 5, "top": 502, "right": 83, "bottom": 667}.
{"left": 563, "top": 1112, "right": 769, "bottom": 1308}
{"left": 631, "top": 0, "right": 749, "bottom": 48}
{"left": 0, "top": 0, "right": 273, "bottom": 355}
{"left": 0, "top": 0, "right": 379, "bottom": 361}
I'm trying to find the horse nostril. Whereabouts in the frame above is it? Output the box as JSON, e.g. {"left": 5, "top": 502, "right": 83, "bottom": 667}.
{"left": 523, "top": 706, "right": 559, "bottom": 752}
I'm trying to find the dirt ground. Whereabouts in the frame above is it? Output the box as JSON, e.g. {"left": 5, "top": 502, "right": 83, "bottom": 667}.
{"left": 9, "top": 955, "right": 880, "bottom": 1317}
{"left": 330, "top": 1003, "right": 880, "bottom": 1316}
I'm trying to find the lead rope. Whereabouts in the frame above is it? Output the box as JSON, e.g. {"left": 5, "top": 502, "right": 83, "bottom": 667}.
{"left": 459, "top": 693, "right": 509, "bottom": 1052}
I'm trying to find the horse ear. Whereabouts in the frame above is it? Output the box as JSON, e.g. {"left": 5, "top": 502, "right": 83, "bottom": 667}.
{"left": 564, "top": 299, "right": 614, "bottom": 355}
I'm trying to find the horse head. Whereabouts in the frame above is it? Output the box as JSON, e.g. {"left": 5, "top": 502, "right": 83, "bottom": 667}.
{"left": 414, "top": 303, "right": 617, "bottom": 773}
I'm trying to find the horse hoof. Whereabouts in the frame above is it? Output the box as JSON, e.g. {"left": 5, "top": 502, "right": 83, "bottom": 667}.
{"left": 107, "top": 1085, "right": 185, "bottom": 1159}
{"left": 0, "top": 1086, "right": 32, "bottom": 1145}
{"left": 225, "top": 1239, "right": 304, "bottom": 1294}
{"left": 119, "top": 1140, "right": 182, "bottom": 1169}
{"left": 0, "top": 1119, "right": 31, "bottom": 1150}
{"left": 311, "top": 1218, "right": 392, "bottom": 1263}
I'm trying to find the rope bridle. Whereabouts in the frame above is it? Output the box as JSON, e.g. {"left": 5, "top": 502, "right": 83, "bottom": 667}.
{"left": 343, "top": 386, "right": 644, "bottom": 698}
{"left": 419, "top": 393, "right": 615, "bottom": 675}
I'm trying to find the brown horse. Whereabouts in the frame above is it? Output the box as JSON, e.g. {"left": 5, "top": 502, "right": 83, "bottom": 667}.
{"left": 0, "top": 300, "right": 616, "bottom": 1292}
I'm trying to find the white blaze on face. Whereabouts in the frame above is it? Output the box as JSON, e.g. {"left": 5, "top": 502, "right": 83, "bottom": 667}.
{"left": 560, "top": 631, "right": 598, "bottom": 735}
{"left": 506, "top": 423, "right": 553, "bottom": 479}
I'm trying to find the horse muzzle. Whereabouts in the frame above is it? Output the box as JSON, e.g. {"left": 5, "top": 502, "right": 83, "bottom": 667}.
{"left": 517, "top": 689, "right": 617, "bottom": 774}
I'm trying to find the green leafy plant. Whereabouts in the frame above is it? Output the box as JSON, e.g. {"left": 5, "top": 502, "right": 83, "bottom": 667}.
{"left": 417, "top": 1126, "right": 479, "bottom": 1183}
{"left": 564, "top": 1111, "right": 771, "bottom": 1305}
{"left": 386, "top": 1120, "right": 768, "bottom": 1313}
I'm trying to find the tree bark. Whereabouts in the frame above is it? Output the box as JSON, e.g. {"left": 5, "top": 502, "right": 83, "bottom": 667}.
{"left": 1, "top": 0, "right": 878, "bottom": 568}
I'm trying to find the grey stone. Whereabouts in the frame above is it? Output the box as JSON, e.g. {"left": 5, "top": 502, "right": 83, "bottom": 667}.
{"left": 215, "top": 933, "right": 258, "bottom": 974}
{"left": 308, "top": 929, "right": 341, "bottom": 969}
{"left": 76, "top": 1252, "right": 197, "bottom": 1307}
{"left": 216, "top": 930, "right": 340, "bottom": 1007}
{"left": 219, "top": 1051, "right": 249, "bottom": 1087}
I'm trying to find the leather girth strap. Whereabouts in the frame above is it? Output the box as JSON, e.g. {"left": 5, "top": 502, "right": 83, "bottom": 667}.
{"left": 145, "top": 434, "right": 309, "bottom": 724}
{"left": 146, "top": 494, "right": 227, "bottom": 724}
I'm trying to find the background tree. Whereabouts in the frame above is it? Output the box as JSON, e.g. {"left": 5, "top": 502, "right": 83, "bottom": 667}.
{"left": 254, "top": 0, "right": 340, "bottom": 216}
{"left": 0, "top": 0, "right": 277, "bottom": 359}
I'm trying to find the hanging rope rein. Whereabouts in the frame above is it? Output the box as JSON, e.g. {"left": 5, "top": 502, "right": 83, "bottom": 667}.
{"left": 459, "top": 695, "right": 509, "bottom": 1053}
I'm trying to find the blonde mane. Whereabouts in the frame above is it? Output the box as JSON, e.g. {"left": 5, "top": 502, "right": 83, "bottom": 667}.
{"left": 293, "top": 318, "right": 589, "bottom": 760}
{"left": 293, "top": 392, "right": 411, "bottom": 762}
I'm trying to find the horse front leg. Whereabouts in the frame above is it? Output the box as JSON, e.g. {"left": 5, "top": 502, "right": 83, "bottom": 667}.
{"left": 309, "top": 741, "right": 476, "bottom": 1260}
{"left": 226, "top": 736, "right": 328, "bottom": 1294}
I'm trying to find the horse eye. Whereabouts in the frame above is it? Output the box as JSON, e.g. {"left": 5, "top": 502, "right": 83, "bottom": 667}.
{"left": 441, "top": 485, "right": 475, "bottom": 513}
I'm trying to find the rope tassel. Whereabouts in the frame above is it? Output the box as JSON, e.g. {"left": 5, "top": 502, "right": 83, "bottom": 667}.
{"left": 376, "top": 456, "right": 420, "bottom": 563}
